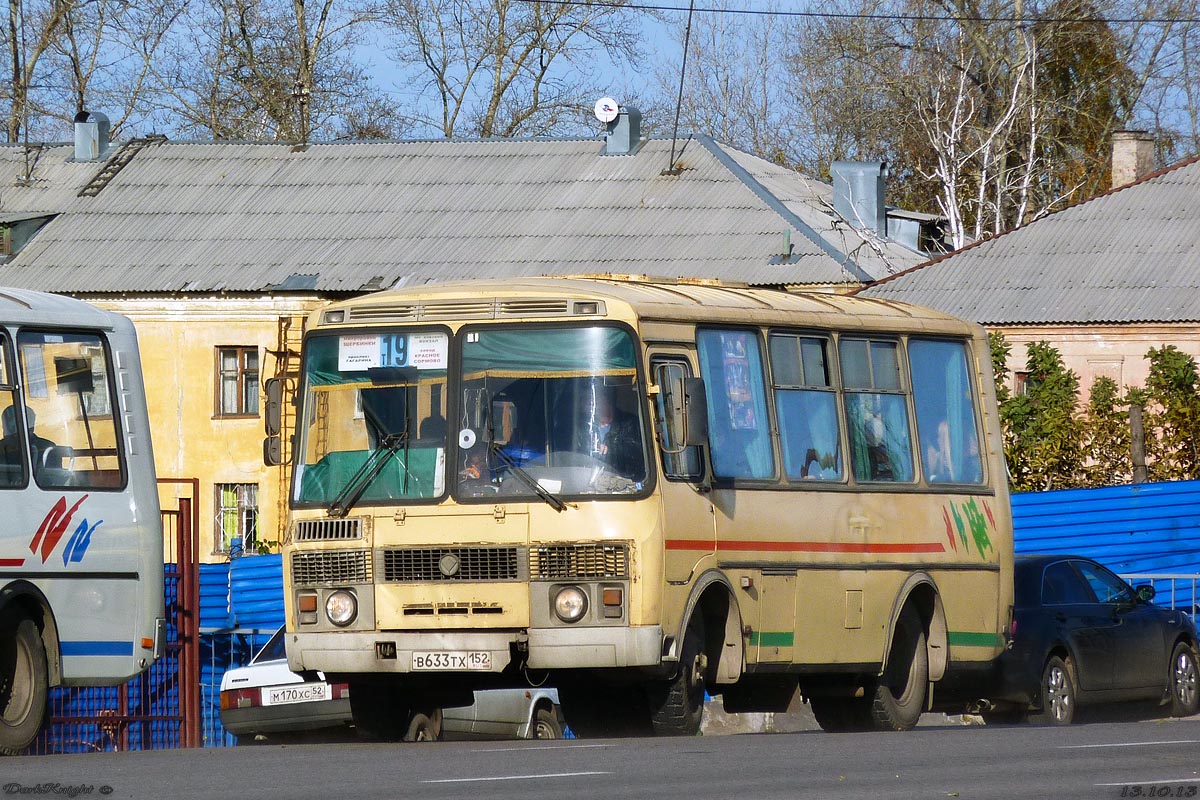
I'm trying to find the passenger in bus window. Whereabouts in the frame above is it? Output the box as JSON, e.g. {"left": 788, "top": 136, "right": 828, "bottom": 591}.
{"left": 0, "top": 405, "right": 58, "bottom": 473}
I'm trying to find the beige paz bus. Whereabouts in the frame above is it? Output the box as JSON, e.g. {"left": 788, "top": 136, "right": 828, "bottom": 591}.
{"left": 270, "top": 276, "right": 1013, "bottom": 738}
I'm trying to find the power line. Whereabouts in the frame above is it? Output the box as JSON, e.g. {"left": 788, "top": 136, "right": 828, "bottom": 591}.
{"left": 512, "top": 0, "right": 1200, "bottom": 26}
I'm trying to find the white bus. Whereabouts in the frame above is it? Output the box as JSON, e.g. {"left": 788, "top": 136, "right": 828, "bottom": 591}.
{"left": 274, "top": 276, "right": 1013, "bottom": 737}
{"left": 0, "top": 288, "right": 164, "bottom": 754}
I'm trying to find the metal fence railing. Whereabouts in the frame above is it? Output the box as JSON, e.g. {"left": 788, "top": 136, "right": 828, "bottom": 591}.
{"left": 1121, "top": 573, "right": 1200, "bottom": 617}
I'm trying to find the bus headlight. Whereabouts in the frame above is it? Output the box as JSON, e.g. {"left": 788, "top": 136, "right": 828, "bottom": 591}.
{"left": 554, "top": 586, "right": 588, "bottom": 623}
{"left": 325, "top": 590, "right": 358, "bottom": 627}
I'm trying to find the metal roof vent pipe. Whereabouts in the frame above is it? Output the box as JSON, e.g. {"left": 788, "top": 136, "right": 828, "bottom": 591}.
{"left": 74, "top": 110, "right": 111, "bottom": 161}
{"left": 603, "top": 106, "right": 642, "bottom": 156}
{"left": 831, "top": 160, "right": 888, "bottom": 238}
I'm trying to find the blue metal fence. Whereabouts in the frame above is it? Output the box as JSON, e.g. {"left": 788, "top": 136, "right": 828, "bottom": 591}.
{"left": 1012, "top": 478, "right": 1200, "bottom": 612}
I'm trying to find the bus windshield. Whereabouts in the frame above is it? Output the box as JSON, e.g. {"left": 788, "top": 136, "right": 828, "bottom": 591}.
{"left": 456, "top": 325, "right": 649, "bottom": 500}
{"left": 294, "top": 330, "right": 450, "bottom": 506}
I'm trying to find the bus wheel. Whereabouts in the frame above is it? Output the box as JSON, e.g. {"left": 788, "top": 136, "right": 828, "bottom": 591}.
{"left": 869, "top": 604, "right": 928, "bottom": 731}
{"left": 0, "top": 617, "right": 48, "bottom": 755}
{"left": 648, "top": 615, "right": 706, "bottom": 736}
{"left": 809, "top": 696, "right": 872, "bottom": 732}
{"left": 404, "top": 708, "right": 443, "bottom": 742}
{"left": 349, "top": 683, "right": 409, "bottom": 741}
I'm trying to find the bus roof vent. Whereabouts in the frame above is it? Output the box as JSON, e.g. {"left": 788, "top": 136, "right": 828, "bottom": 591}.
{"left": 498, "top": 298, "right": 571, "bottom": 317}
{"left": 419, "top": 300, "right": 494, "bottom": 320}
{"left": 347, "top": 303, "right": 418, "bottom": 322}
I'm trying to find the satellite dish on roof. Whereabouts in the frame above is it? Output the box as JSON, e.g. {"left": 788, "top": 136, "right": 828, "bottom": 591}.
{"left": 594, "top": 97, "right": 620, "bottom": 124}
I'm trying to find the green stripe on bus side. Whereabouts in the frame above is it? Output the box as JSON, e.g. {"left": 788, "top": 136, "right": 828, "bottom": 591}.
{"left": 748, "top": 631, "right": 795, "bottom": 647}
{"left": 947, "top": 631, "right": 1004, "bottom": 647}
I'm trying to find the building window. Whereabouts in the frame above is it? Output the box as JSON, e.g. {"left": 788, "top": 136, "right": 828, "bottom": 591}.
{"left": 1013, "top": 371, "right": 1031, "bottom": 397}
{"left": 217, "top": 347, "right": 259, "bottom": 416}
{"left": 215, "top": 483, "right": 258, "bottom": 554}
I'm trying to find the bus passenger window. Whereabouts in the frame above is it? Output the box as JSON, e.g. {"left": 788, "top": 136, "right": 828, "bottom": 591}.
{"left": 769, "top": 334, "right": 842, "bottom": 481}
{"left": 909, "top": 339, "right": 984, "bottom": 485}
{"left": 840, "top": 338, "right": 913, "bottom": 483}
{"left": 697, "top": 329, "right": 775, "bottom": 481}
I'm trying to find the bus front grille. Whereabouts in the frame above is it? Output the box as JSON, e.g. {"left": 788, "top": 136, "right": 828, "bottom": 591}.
{"left": 291, "top": 550, "right": 372, "bottom": 585}
{"left": 292, "top": 518, "right": 363, "bottom": 542}
{"left": 530, "top": 543, "right": 629, "bottom": 579}
{"left": 381, "top": 547, "right": 522, "bottom": 582}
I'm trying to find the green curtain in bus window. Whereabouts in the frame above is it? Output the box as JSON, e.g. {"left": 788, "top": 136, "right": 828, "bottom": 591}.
{"left": 697, "top": 329, "right": 774, "bottom": 480}
{"left": 910, "top": 339, "right": 984, "bottom": 484}
{"left": 462, "top": 328, "right": 637, "bottom": 375}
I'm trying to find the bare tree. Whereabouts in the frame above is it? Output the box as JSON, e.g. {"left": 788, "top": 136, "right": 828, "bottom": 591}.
{"left": 4, "top": 0, "right": 77, "bottom": 142}
{"left": 379, "top": 0, "right": 640, "bottom": 138}
{"left": 788, "top": 0, "right": 1181, "bottom": 243}
{"left": 650, "top": 0, "right": 797, "bottom": 164}
{"left": 150, "top": 0, "right": 382, "bottom": 141}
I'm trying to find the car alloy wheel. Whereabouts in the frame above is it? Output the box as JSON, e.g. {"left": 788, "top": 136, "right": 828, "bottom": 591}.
{"left": 1040, "top": 657, "right": 1075, "bottom": 725}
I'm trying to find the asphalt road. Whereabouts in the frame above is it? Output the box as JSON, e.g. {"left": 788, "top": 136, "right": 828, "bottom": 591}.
{"left": 4, "top": 711, "right": 1199, "bottom": 800}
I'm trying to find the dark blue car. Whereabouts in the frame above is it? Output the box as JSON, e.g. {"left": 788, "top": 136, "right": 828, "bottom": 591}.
{"left": 984, "top": 555, "right": 1199, "bottom": 725}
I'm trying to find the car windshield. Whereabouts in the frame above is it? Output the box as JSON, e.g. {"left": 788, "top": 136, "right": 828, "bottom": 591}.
{"left": 293, "top": 331, "right": 449, "bottom": 506}
{"left": 455, "top": 326, "right": 649, "bottom": 500}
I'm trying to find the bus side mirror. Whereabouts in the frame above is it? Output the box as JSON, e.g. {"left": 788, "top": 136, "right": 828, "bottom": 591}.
{"left": 681, "top": 378, "right": 708, "bottom": 447}
{"left": 264, "top": 435, "right": 282, "bottom": 466}
{"left": 264, "top": 378, "right": 284, "bottom": 436}
{"left": 264, "top": 377, "right": 284, "bottom": 466}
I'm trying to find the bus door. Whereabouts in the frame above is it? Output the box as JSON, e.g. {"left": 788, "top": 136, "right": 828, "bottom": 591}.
{"left": 648, "top": 354, "right": 714, "bottom": 586}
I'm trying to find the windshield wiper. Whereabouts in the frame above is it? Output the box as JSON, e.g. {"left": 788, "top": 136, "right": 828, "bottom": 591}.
{"left": 490, "top": 442, "right": 567, "bottom": 513}
{"left": 327, "top": 433, "right": 414, "bottom": 518}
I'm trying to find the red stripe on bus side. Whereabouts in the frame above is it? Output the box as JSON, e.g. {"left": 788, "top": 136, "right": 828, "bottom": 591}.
{"left": 664, "top": 540, "right": 945, "bottom": 554}
{"left": 0, "top": 558, "right": 26, "bottom": 566}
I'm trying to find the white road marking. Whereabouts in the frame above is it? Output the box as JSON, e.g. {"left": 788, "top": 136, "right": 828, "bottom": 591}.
{"left": 1060, "top": 739, "right": 1200, "bottom": 749}
{"left": 422, "top": 771, "right": 611, "bottom": 784}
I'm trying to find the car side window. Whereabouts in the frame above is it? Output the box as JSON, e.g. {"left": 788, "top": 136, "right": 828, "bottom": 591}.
{"left": 1041, "top": 561, "right": 1095, "bottom": 605}
{"left": 1074, "top": 561, "right": 1135, "bottom": 605}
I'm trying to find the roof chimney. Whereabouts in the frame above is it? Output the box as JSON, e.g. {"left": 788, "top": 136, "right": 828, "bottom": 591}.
{"left": 831, "top": 161, "right": 888, "bottom": 238}
{"left": 1111, "top": 130, "right": 1154, "bottom": 189}
{"left": 603, "top": 106, "right": 642, "bottom": 156}
{"left": 73, "top": 110, "right": 111, "bottom": 161}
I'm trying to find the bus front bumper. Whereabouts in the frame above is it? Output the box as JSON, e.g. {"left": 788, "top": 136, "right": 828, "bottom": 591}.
{"left": 287, "top": 626, "right": 663, "bottom": 674}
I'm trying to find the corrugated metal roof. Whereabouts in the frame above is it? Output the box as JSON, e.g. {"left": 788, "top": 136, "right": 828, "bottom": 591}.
{"left": 0, "top": 136, "right": 927, "bottom": 294}
{"left": 859, "top": 154, "right": 1200, "bottom": 324}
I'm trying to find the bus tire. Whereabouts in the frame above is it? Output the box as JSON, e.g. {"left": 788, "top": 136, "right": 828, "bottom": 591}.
{"left": 870, "top": 604, "right": 928, "bottom": 731}
{"left": 403, "top": 708, "right": 443, "bottom": 742}
{"left": 648, "top": 615, "right": 706, "bottom": 736}
{"left": 1, "top": 616, "right": 48, "bottom": 755}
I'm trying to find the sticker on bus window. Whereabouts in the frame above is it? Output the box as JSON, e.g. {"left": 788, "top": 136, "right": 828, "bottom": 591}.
{"left": 338, "top": 333, "right": 447, "bottom": 371}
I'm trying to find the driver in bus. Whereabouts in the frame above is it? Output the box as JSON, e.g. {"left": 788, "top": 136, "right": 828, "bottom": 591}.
{"left": 0, "top": 405, "right": 60, "bottom": 473}
{"left": 575, "top": 388, "right": 643, "bottom": 480}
